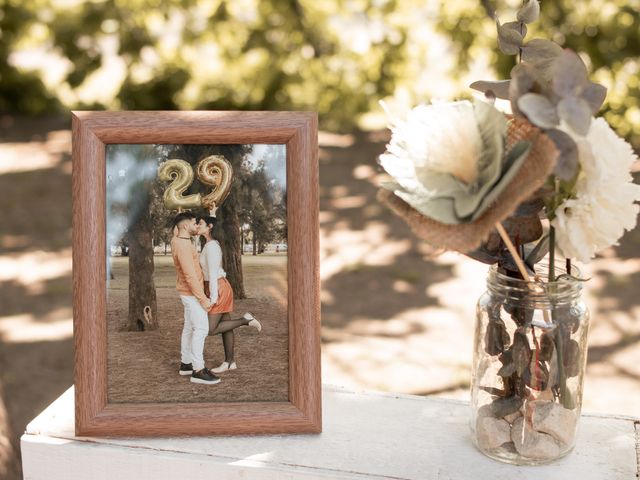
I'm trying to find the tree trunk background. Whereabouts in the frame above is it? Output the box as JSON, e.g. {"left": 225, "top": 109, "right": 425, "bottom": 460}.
{"left": 218, "top": 200, "right": 245, "bottom": 299}
{"left": 128, "top": 200, "right": 158, "bottom": 331}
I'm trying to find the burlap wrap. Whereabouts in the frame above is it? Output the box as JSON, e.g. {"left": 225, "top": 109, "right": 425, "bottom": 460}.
{"left": 378, "top": 117, "right": 558, "bottom": 253}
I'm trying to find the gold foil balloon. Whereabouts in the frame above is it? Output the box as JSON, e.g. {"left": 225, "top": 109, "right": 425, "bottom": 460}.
{"left": 196, "top": 155, "right": 234, "bottom": 211}
{"left": 157, "top": 159, "right": 202, "bottom": 211}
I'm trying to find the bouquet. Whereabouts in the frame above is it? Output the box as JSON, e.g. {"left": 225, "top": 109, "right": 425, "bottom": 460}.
{"left": 376, "top": 0, "right": 640, "bottom": 463}
{"left": 378, "top": 0, "right": 640, "bottom": 276}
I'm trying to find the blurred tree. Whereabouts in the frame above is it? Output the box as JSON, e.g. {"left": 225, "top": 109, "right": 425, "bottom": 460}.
{"left": 1, "top": 1, "right": 637, "bottom": 142}
{"left": 0, "top": 0, "right": 407, "bottom": 132}
{"left": 0, "top": 2, "right": 61, "bottom": 113}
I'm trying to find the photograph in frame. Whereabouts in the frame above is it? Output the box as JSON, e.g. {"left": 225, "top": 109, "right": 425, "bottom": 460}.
{"left": 105, "top": 143, "right": 288, "bottom": 403}
{"left": 71, "top": 111, "right": 320, "bottom": 436}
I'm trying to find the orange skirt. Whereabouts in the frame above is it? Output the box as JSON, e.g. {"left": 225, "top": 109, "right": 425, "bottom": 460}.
{"left": 208, "top": 277, "right": 234, "bottom": 314}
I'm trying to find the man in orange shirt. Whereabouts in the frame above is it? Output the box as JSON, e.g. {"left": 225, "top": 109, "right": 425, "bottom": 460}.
{"left": 171, "top": 211, "right": 221, "bottom": 385}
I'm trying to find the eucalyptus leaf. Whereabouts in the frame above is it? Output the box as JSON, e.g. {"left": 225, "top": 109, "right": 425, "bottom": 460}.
{"left": 498, "top": 361, "right": 517, "bottom": 377}
{"left": 513, "top": 197, "right": 544, "bottom": 216}
{"left": 480, "top": 386, "right": 506, "bottom": 397}
{"left": 513, "top": 331, "right": 532, "bottom": 375}
{"left": 521, "top": 39, "right": 563, "bottom": 81}
{"left": 504, "top": 298, "right": 533, "bottom": 326}
{"left": 499, "top": 253, "right": 536, "bottom": 277}
{"left": 557, "top": 96, "right": 591, "bottom": 135}
{"left": 465, "top": 246, "right": 500, "bottom": 265}
{"left": 499, "top": 214, "right": 543, "bottom": 250}
{"left": 517, "top": 93, "right": 559, "bottom": 128}
{"left": 539, "top": 332, "right": 555, "bottom": 362}
{"left": 545, "top": 128, "right": 579, "bottom": 180}
{"left": 552, "top": 50, "right": 589, "bottom": 98}
{"left": 582, "top": 81, "right": 607, "bottom": 114}
{"left": 466, "top": 230, "right": 503, "bottom": 264}
{"left": 503, "top": 21, "right": 527, "bottom": 39}
{"left": 496, "top": 19, "right": 523, "bottom": 55}
{"left": 546, "top": 348, "right": 559, "bottom": 388}
{"left": 509, "top": 63, "right": 539, "bottom": 115}
{"left": 525, "top": 233, "right": 549, "bottom": 267}
{"left": 509, "top": 63, "right": 538, "bottom": 97}
{"left": 485, "top": 311, "right": 509, "bottom": 356}
{"left": 517, "top": 0, "right": 540, "bottom": 24}
{"left": 469, "top": 80, "right": 511, "bottom": 100}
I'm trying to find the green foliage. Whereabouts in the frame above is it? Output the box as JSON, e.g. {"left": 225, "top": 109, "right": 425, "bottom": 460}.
{"left": 1, "top": 0, "right": 638, "bottom": 144}
{"left": 0, "top": 0, "right": 409, "bottom": 131}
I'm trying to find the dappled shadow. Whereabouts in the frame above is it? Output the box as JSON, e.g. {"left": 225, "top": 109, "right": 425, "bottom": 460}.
{"left": 0, "top": 115, "right": 70, "bottom": 143}
{"left": 319, "top": 131, "right": 453, "bottom": 332}
{"left": 587, "top": 332, "right": 640, "bottom": 365}
{"left": 322, "top": 261, "right": 453, "bottom": 331}
{"left": 590, "top": 269, "right": 640, "bottom": 314}
{"left": 0, "top": 274, "right": 71, "bottom": 320}
{"left": 0, "top": 165, "right": 71, "bottom": 254}
{"left": 610, "top": 217, "right": 640, "bottom": 261}
{"left": 0, "top": 336, "right": 74, "bottom": 480}
{"left": 0, "top": 115, "right": 73, "bottom": 480}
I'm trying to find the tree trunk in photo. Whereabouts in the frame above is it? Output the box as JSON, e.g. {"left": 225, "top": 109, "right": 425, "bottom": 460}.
{"left": 217, "top": 201, "right": 246, "bottom": 299}
{"left": 128, "top": 203, "right": 158, "bottom": 331}
{"left": 252, "top": 234, "right": 257, "bottom": 256}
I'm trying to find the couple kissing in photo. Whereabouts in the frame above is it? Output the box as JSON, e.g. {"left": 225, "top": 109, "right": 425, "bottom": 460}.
{"left": 170, "top": 211, "right": 262, "bottom": 385}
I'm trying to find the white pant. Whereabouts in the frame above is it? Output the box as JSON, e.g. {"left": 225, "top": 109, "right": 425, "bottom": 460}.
{"left": 180, "top": 295, "right": 209, "bottom": 370}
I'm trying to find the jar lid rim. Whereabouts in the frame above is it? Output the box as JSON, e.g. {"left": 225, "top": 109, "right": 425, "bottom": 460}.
{"left": 488, "top": 262, "right": 583, "bottom": 285}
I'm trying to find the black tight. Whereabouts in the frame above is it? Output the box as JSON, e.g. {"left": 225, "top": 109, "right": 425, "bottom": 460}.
{"left": 208, "top": 313, "right": 249, "bottom": 363}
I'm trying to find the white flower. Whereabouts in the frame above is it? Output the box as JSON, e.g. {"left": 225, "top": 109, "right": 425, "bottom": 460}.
{"left": 378, "top": 99, "right": 535, "bottom": 225}
{"left": 380, "top": 100, "right": 483, "bottom": 185}
{"left": 552, "top": 117, "right": 640, "bottom": 262}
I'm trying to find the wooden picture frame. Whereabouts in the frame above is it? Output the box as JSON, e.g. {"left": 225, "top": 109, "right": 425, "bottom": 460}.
{"left": 72, "top": 111, "right": 321, "bottom": 436}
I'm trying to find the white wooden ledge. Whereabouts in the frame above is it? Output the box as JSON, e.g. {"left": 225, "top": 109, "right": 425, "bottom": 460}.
{"left": 21, "top": 385, "right": 639, "bottom": 479}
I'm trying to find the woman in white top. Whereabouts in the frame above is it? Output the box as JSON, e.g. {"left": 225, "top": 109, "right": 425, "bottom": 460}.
{"left": 197, "top": 215, "right": 262, "bottom": 373}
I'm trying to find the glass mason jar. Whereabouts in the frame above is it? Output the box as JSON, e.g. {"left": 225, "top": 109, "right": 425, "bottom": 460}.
{"left": 470, "top": 264, "right": 590, "bottom": 465}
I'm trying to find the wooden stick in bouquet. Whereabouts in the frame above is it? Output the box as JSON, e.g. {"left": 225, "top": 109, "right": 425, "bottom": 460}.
{"left": 495, "top": 222, "right": 531, "bottom": 282}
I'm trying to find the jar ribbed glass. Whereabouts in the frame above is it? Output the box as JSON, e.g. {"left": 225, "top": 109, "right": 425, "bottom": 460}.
{"left": 470, "top": 264, "right": 590, "bottom": 465}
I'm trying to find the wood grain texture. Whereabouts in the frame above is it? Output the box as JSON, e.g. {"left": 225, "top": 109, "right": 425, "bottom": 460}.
{"left": 71, "top": 111, "right": 321, "bottom": 437}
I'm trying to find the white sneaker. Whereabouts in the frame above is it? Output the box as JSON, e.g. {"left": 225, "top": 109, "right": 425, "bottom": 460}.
{"left": 244, "top": 312, "right": 262, "bottom": 332}
{"left": 211, "top": 361, "right": 237, "bottom": 373}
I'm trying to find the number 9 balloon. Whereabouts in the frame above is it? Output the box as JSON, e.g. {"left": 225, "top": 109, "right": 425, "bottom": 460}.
{"left": 196, "top": 155, "right": 234, "bottom": 211}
